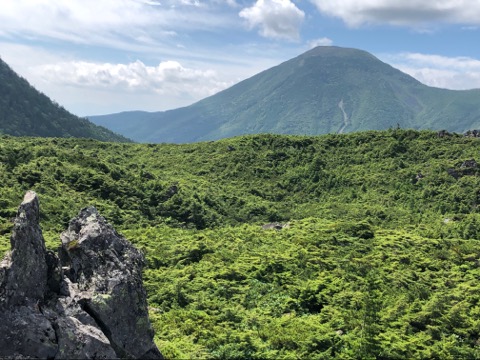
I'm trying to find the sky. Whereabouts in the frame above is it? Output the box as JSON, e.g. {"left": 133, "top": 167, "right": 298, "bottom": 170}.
{"left": 1, "top": 0, "right": 480, "bottom": 116}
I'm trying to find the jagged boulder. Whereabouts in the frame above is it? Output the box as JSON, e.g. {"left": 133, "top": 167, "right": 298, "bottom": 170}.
{"left": 0, "top": 191, "right": 163, "bottom": 359}
{"left": 0, "top": 191, "right": 47, "bottom": 306}
{"left": 60, "top": 206, "right": 162, "bottom": 359}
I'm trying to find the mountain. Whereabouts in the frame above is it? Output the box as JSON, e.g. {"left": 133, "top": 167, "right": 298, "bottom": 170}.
{"left": 89, "top": 46, "right": 480, "bottom": 143}
{"left": 0, "top": 57, "right": 130, "bottom": 142}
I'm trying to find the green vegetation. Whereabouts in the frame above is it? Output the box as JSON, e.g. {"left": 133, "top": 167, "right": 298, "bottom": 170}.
{"left": 89, "top": 46, "right": 480, "bottom": 143}
{"left": 0, "top": 57, "right": 130, "bottom": 142}
{"left": 2, "top": 129, "right": 480, "bottom": 358}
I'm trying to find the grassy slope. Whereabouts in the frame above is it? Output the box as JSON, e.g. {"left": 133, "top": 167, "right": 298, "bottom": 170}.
{"left": 130, "top": 221, "right": 480, "bottom": 359}
{"left": 1, "top": 130, "right": 480, "bottom": 357}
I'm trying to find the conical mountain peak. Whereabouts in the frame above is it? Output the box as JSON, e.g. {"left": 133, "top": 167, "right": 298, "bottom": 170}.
{"left": 89, "top": 46, "right": 480, "bottom": 143}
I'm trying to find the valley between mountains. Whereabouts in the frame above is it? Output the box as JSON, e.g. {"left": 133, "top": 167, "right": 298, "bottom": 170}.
{"left": 2, "top": 45, "right": 480, "bottom": 358}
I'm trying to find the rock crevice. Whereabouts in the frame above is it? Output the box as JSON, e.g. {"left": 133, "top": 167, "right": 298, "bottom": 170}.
{"left": 0, "top": 191, "right": 163, "bottom": 359}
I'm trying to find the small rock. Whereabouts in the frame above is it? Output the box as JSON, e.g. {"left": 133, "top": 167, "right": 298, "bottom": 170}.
{"left": 461, "top": 159, "right": 478, "bottom": 168}
{"left": 262, "top": 222, "right": 289, "bottom": 230}
{"left": 413, "top": 172, "right": 424, "bottom": 184}
{"left": 464, "top": 130, "right": 480, "bottom": 137}
{"left": 447, "top": 168, "right": 460, "bottom": 179}
{"left": 167, "top": 184, "right": 178, "bottom": 197}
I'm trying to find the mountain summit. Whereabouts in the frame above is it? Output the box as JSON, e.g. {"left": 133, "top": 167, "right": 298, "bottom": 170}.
{"left": 89, "top": 46, "right": 480, "bottom": 143}
{"left": 0, "top": 58, "right": 130, "bottom": 142}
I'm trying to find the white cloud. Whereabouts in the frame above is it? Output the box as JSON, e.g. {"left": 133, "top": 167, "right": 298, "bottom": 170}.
{"left": 401, "top": 53, "right": 480, "bottom": 71}
{"left": 308, "top": 37, "right": 333, "bottom": 48}
{"left": 310, "top": 0, "right": 480, "bottom": 27}
{"left": 0, "top": 0, "right": 235, "bottom": 50}
{"left": 239, "top": 0, "right": 305, "bottom": 40}
{"left": 219, "top": 0, "right": 240, "bottom": 7}
{"left": 36, "top": 60, "right": 232, "bottom": 98}
{"left": 0, "top": 41, "right": 294, "bottom": 115}
{"left": 382, "top": 52, "right": 480, "bottom": 90}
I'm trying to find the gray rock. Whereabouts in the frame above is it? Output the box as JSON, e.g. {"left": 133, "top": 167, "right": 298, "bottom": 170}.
{"left": 60, "top": 206, "right": 162, "bottom": 359}
{"left": 447, "top": 168, "right": 460, "bottom": 179}
{"left": 0, "top": 192, "right": 163, "bottom": 359}
{"left": 262, "top": 222, "right": 289, "bottom": 230}
{"left": 2, "top": 191, "right": 48, "bottom": 306}
{"left": 52, "top": 315, "right": 117, "bottom": 359}
{"left": 461, "top": 159, "right": 478, "bottom": 169}
{"left": 0, "top": 306, "right": 58, "bottom": 359}
{"left": 464, "top": 129, "right": 480, "bottom": 137}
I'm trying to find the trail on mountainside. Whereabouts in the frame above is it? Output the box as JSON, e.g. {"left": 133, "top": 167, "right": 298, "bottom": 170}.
{"left": 337, "top": 99, "right": 349, "bottom": 134}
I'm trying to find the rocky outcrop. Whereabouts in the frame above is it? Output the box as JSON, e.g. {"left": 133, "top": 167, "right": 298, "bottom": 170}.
{"left": 0, "top": 191, "right": 163, "bottom": 359}
{"left": 447, "top": 159, "right": 479, "bottom": 179}
{"left": 447, "top": 168, "right": 460, "bottom": 179}
{"left": 461, "top": 159, "right": 478, "bottom": 169}
{"left": 437, "top": 130, "right": 452, "bottom": 138}
{"left": 464, "top": 129, "right": 480, "bottom": 137}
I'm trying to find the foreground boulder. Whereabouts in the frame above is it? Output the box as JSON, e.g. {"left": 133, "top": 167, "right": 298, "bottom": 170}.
{"left": 0, "top": 191, "right": 163, "bottom": 359}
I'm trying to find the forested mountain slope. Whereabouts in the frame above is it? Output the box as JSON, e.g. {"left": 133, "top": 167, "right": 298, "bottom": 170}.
{"left": 1, "top": 130, "right": 480, "bottom": 358}
{"left": 0, "top": 57, "right": 130, "bottom": 142}
{"left": 89, "top": 46, "right": 480, "bottom": 143}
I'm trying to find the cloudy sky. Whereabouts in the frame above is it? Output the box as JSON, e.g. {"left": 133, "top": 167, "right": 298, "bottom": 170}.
{"left": 1, "top": 0, "right": 480, "bottom": 116}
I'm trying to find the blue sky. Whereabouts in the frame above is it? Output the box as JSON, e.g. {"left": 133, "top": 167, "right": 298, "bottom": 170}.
{"left": 1, "top": 0, "right": 480, "bottom": 116}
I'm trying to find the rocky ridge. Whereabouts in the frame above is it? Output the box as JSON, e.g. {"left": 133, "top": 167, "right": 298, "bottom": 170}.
{"left": 0, "top": 191, "right": 163, "bottom": 359}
